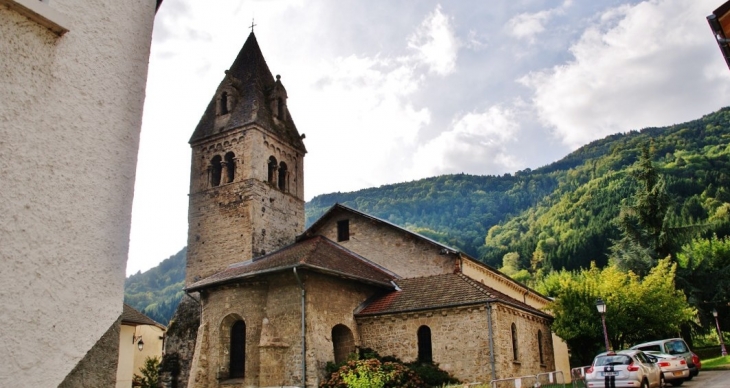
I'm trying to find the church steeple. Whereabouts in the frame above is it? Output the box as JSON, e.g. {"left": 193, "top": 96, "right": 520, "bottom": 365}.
{"left": 185, "top": 32, "right": 306, "bottom": 285}
{"left": 189, "top": 32, "right": 306, "bottom": 153}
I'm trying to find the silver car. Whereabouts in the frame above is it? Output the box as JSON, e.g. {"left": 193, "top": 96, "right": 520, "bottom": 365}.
{"left": 585, "top": 350, "right": 663, "bottom": 388}
{"left": 646, "top": 351, "right": 690, "bottom": 386}
{"left": 631, "top": 338, "right": 698, "bottom": 379}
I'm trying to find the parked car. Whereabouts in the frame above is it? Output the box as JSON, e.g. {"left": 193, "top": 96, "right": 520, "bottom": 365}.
{"left": 691, "top": 351, "right": 701, "bottom": 372}
{"left": 630, "top": 338, "right": 698, "bottom": 379}
{"left": 585, "top": 350, "right": 663, "bottom": 388}
{"left": 645, "top": 351, "right": 689, "bottom": 386}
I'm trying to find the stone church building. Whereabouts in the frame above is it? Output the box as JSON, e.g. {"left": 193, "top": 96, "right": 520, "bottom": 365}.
{"left": 172, "top": 31, "right": 569, "bottom": 388}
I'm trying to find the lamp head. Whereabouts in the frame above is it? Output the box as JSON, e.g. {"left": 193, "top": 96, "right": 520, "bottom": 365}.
{"left": 596, "top": 298, "right": 607, "bottom": 314}
{"left": 713, "top": 308, "right": 719, "bottom": 318}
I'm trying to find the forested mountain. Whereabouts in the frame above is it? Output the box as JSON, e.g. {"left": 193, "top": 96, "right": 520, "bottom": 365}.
{"left": 126, "top": 107, "right": 730, "bottom": 323}
{"left": 308, "top": 108, "right": 730, "bottom": 271}
{"left": 124, "top": 247, "right": 186, "bottom": 325}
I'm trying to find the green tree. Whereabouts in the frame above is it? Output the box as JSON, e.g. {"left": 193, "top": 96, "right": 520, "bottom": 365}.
{"left": 677, "top": 235, "right": 730, "bottom": 332}
{"left": 133, "top": 356, "right": 160, "bottom": 388}
{"left": 544, "top": 259, "right": 695, "bottom": 366}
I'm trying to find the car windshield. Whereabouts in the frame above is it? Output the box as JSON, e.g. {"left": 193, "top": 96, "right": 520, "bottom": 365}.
{"left": 665, "top": 340, "right": 689, "bottom": 355}
{"left": 594, "top": 355, "right": 632, "bottom": 366}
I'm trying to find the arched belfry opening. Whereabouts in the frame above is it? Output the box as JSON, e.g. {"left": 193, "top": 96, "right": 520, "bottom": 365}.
{"left": 417, "top": 325, "right": 432, "bottom": 363}
{"left": 278, "top": 162, "right": 287, "bottom": 191}
{"left": 210, "top": 155, "right": 223, "bottom": 187}
{"left": 331, "top": 324, "right": 355, "bottom": 364}
{"left": 267, "top": 156, "right": 277, "bottom": 185}
{"left": 224, "top": 152, "right": 236, "bottom": 183}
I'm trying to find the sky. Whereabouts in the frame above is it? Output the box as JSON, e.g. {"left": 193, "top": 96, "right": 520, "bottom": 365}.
{"left": 127, "top": 0, "right": 730, "bottom": 276}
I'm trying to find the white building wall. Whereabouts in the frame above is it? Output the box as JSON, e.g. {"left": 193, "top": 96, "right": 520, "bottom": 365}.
{"left": 0, "top": 1, "right": 155, "bottom": 386}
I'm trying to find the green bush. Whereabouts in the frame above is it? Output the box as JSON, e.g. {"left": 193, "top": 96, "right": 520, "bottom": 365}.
{"left": 133, "top": 356, "right": 160, "bottom": 388}
{"left": 319, "top": 358, "right": 424, "bottom": 388}
{"left": 319, "top": 347, "right": 458, "bottom": 388}
{"left": 405, "top": 362, "right": 459, "bottom": 387}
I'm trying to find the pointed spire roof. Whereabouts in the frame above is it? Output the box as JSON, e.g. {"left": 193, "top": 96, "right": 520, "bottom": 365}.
{"left": 189, "top": 32, "right": 306, "bottom": 153}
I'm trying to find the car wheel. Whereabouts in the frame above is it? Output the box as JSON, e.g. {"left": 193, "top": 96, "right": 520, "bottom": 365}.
{"left": 660, "top": 374, "right": 666, "bottom": 387}
{"left": 641, "top": 379, "right": 650, "bottom": 388}
{"left": 686, "top": 373, "right": 693, "bottom": 381}
{"left": 670, "top": 380, "right": 684, "bottom": 387}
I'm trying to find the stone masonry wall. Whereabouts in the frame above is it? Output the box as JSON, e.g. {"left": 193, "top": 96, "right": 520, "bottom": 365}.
{"left": 304, "top": 272, "right": 381, "bottom": 386}
{"left": 187, "top": 128, "right": 304, "bottom": 285}
{"left": 315, "top": 210, "right": 456, "bottom": 278}
{"left": 357, "top": 306, "right": 493, "bottom": 384}
{"left": 189, "top": 270, "right": 382, "bottom": 388}
{"left": 491, "top": 303, "right": 555, "bottom": 380}
{"left": 357, "top": 303, "right": 555, "bottom": 384}
{"left": 462, "top": 260, "right": 570, "bottom": 379}
{"left": 190, "top": 272, "right": 307, "bottom": 388}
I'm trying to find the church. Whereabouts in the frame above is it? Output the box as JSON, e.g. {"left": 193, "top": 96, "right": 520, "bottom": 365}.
{"left": 176, "top": 31, "right": 569, "bottom": 388}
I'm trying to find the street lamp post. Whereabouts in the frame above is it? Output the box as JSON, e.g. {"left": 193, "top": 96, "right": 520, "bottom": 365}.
{"left": 712, "top": 308, "right": 728, "bottom": 357}
{"left": 596, "top": 298, "right": 611, "bottom": 352}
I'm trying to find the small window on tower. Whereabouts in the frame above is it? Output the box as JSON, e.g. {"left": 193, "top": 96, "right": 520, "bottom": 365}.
{"left": 337, "top": 220, "right": 349, "bottom": 242}
{"left": 278, "top": 162, "right": 287, "bottom": 191}
{"left": 220, "top": 92, "right": 229, "bottom": 115}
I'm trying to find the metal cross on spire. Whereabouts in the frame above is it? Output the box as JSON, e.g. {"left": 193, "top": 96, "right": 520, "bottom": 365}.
{"left": 249, "top": 18, "right": 257, "bottom": 33}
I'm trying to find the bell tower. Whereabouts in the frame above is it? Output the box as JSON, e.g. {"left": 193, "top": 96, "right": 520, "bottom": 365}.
{"left": 185, "top": 32, "right": 306, "bottom": 285}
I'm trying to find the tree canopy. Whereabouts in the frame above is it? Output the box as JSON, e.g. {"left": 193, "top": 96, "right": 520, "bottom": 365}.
{"left": 541, "top": 259, "right": 696, "bottom": 366}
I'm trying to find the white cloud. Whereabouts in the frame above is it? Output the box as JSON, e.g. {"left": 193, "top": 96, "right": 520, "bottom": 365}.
{"left": 505, "top": 0, "right": 575, "bottom": 45}
{"left": 408, "top": 106, "right": 522, "bottom": 179}
{"left": 294, "top": 54, "right": 430, "bottom": 196}
{"left": 506, "top": 10, "right": 555, "bottom": 44}
{"left": 408, "top": 5, "right": 460, "bottom": 75}
{"left": 520, "top": 0, "right": 730, "bottom": 148}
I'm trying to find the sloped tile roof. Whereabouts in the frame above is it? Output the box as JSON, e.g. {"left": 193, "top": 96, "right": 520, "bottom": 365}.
{"left": 187, "top": 235, "right": 397, "bottom": 292}
{"left": 356, "top": 273, "right": 551, "bottom": 319}
{"left": 300, "top": 203, "right": 552, "bottom": 305}
{"left": 189, "top": 32, "right": 306, "bottom": 153}
{"left": 121, "top": 303, "right": 165, "bottom": 328}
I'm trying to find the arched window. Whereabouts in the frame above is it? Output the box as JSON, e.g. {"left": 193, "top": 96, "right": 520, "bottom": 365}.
{"left": 538, "top": 330, "right": 544, "bottom": 364}
{"left": 224, "top": 152, "right": 236, "bottom": 183}
{"left": 417, "top": 325, "right": 432, "bottom": 363}
{"left": 220, "top": 92, "right": 229, "bottom": 115}
{"left": 210, "top": 155, "right": 223, "bottom": 187}
{"left": 511, "top": 323, "right": 519, "bottom": 360}
{"left": 230, "top": 320, "right": 246, "bottom": 378}
{"left": 278, "top": 162, "right": 287, "bottom": 191}
{"left": 331, "top": 324, "right": 355, "bottom": 364}
{"left": 267, "top": 156, "right": 277, "bottom": 185}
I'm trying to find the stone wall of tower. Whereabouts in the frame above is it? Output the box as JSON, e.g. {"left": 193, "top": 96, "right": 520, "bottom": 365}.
{"left": 186, "top": 127, "right": 304, "bottom": 285}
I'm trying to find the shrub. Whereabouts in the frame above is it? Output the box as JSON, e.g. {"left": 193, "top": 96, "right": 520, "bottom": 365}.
{"left": 133, "top": 356, "right": 160, "bottom": 388}
{"left": 320, "top": 347, "right": 458, "bottom": 388}
{"left": 319, "top": 358, "right": 424, "bottom": 388}
{"left": 405, "top": 361, "right": 459, "bottom": 387}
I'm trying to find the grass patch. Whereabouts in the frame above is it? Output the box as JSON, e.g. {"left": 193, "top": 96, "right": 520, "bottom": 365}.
{"left": 702, "top": 355, "right": 730, "bottom": 370}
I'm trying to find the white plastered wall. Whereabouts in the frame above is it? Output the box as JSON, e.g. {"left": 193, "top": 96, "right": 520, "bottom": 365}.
{"left": 0, "top": 1, "right": 155, "bottom": 386}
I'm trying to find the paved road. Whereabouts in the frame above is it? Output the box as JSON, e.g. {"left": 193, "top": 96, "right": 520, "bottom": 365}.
{"left": 678, "top": 369, "right": 730, "bottom": 388}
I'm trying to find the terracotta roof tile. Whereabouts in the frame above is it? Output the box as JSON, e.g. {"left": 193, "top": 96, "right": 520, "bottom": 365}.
{"left": 121, "top": 303, "right": 165, "bottom": 328}
{"left": 356, "top": 273, "right": 551, "bottom": 319}
{"left": 187, "top": 235, "right": 397, "bottom": 291}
